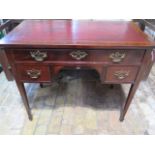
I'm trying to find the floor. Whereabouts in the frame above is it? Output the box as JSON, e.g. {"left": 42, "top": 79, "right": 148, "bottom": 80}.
{"left": 0, "top": 66, "right": 155, "bottom": 135}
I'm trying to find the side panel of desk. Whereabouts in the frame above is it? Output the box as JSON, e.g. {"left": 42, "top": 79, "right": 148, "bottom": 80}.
{"left": 0, "top": 49, "right": 14, "bottom": 81}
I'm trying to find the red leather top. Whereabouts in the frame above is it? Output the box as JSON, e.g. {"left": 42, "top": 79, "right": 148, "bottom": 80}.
{"left": 0, "top": 20, "right": 154, "bottom": 48}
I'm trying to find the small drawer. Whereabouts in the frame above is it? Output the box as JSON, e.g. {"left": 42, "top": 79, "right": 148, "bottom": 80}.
{"left": 105, "top": 66, "right": 139, "bottom": 83}
{"left": 16, "top": 64, "right": 51, "bottom": 82}
{"left": 13, "top": 49, "right": 49, "bottom": 62}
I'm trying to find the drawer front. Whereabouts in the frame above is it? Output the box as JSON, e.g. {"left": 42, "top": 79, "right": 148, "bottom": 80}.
{"left": 105, "top": 66, "right": 139, "bottom": 83}
{"left": 16, "top": 64, "right": 51, "bottom": 82}
{"left": 13, "top": 49, "right": 144, "bottom": 64}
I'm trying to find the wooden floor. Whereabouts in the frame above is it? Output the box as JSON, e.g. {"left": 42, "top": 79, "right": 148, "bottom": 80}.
{"left": 0, "top": 66, "right": 155, "bottom": 135}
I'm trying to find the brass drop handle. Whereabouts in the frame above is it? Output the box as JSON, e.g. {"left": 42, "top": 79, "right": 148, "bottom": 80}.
{"left": 27, "top": 69, "right": 41, "bottom": 79}
{"left": 109, "top": 52, "right": 125, "bottom": 63}
{"left": 30, "top": 50, "right": 47, "bottom": 62}
{"left": 70, "top": 50, "right": 88, "bottom": 60}
{"left": 114, "top": 71, "right": 129, "bottom": 80}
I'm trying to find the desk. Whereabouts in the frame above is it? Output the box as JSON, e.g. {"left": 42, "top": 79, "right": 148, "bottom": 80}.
{"left": 0, "top": 20, "right": 154, "bottom": 121}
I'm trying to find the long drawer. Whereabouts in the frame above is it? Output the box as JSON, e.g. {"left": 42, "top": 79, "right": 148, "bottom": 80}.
{"left": 12, "top": 49, "right": 145, "bottom": 65}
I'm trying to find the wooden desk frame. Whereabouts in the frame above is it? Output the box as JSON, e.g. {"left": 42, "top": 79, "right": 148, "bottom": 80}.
{"left": 0, "top": 20, "right": 154, "bottom": 122}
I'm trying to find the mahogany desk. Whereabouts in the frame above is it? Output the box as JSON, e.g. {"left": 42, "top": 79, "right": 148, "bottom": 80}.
{"left": 0, "top": 20, "right": 154, "bottom": 121}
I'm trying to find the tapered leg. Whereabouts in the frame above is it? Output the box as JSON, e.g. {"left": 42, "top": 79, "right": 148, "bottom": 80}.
{"left": 119, "top": 51, "right": 152, "bottom": 121}
{"left": 120, "top": 83, "right": 139, "bottom": 121}
{"left": 15, "top": 81, "right": 33, "bottom": 120}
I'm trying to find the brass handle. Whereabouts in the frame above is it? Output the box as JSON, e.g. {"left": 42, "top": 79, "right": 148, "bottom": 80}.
{"left": 30, "top": 50, "right": 47, "bottom": 62}
{"left": 114, "top": 71, "right": 129, "bottom": 80}
{"left": 27, "top": 69, "right": 41, "bottom": 79}
{"left": 70, "top": 50, "right": 88, "bottom": 60}
{"left": 109, "top": 52, "right": 125, "bottom": 63}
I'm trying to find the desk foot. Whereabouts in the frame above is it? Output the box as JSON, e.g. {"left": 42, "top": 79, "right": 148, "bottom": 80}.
{"left": 119, "top": 117, "right": 124, "bottom": 122}
{"left": 40, "top": 83, "right": 44, "bottom": 88}
{"left": 28, "top": 114, "right": 33, "bottom": 121}
{"left": 110, "top": 84, "right": 114, "bottom": 89}
{"left": 119, "top": 112, "right": 125, "bottom": 122}
{"left": 15, "top": 81, "right": 32, "bottom": 121}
